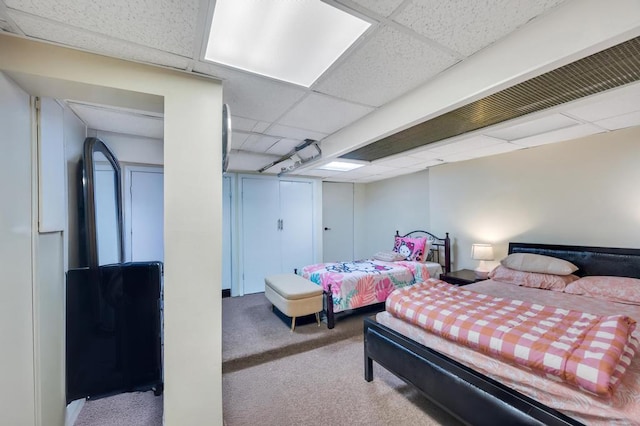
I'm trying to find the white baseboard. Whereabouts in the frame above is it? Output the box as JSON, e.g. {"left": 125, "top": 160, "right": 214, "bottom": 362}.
{"left": 65, "top": 398, "right": 84, "bottom": 426}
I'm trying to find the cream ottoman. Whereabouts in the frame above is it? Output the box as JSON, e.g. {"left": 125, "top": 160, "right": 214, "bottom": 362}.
{"left": 264, "top": 273, "right": 323, "bottom": 331}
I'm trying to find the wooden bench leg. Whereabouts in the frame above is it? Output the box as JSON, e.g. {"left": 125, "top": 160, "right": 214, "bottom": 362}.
{"left": 291, "top": 316, "right": 296, "bottom": 332}
{"left": 315, "top": 312, "right": 320, "bottom": 326}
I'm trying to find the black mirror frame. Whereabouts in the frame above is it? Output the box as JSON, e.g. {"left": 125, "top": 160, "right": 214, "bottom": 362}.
{"left": 81, "top": 137, "right": 124, "bottom": 268}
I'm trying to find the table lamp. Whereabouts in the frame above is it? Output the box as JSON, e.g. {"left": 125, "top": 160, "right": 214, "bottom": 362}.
{"left": 471, "top": 243, "right": 494, "bottom": 279}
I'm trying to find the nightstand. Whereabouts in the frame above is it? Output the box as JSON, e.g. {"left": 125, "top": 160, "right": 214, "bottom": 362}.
{"left": 440, "top": 269, "right": 483, "bottom": 286}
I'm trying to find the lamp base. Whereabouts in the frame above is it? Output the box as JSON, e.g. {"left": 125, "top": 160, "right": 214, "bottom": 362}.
{"left": 473, "top": 268, "right": 490, "bottom": 280}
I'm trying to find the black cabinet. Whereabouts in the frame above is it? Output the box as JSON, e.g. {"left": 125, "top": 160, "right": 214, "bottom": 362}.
{"left": 66, "top": 262, "right": 163, "bottom": 402}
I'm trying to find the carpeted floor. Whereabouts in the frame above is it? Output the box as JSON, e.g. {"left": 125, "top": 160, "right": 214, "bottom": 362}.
{"left": 223, "top": 334, "right": 462, "bottom": 426}
{"left": 222, "top": 292, "right": 462, "bottom": 426}
{"left": 222, "top": 292, "right": 376, "bottom": 372}
{"left": 74, "top": 391, "right": 162, "bottom": 426}
{"left": 73, "top": 292, "right": 462, "bottom": 425}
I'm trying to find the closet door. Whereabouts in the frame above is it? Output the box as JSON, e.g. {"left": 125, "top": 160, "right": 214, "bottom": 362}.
{"left": 241, "top": 178, "right": 280, "bottom": 294}
{"left": 322, "top": 182, "right": 354, "bottom": 262}
{"left": 280, "top": 180, "right": 313, "bottom": 274}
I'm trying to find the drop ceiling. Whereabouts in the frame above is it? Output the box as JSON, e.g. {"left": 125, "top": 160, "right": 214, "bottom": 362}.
{"left": 2, "top": 0, "right": 640, "bottom": 183}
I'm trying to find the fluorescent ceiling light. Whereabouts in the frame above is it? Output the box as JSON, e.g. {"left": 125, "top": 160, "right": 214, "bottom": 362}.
{"left": 204, "top": 0, "right": 371, "bottom": 87}
{"left": 316, "top": 161, "right": 365, "bottom": 172}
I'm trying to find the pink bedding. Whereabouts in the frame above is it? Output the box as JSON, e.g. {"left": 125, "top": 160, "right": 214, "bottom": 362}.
{"left": 300, "top": 260, "right": 435, "bottom": 313}
{"left": 377, "top": 279, "right": 640, "bottom": 425}
{"left": 386, "top": 279, "right": 637, "bottom": 396}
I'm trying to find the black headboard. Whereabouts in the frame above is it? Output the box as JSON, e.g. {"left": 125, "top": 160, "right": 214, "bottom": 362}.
{"left": 508, "top": 242, "right": 640, "bottom": 279}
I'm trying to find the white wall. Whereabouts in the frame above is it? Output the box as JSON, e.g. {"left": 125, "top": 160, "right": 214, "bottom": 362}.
{"left": 429, "top": 126, "right": 640, "bottom": 271}
{"left": 359, "top": 169, "right": 430, "bottom": 256}
{"left": 356, "top": 127, "right": 640, "bottom": 274}
{"left": 93, "top": 130, "right": 163, "bottom": 165}
{"left": 0, "top": 71, "right": 36, "bottom": 426}
{"left": 1, "top": 35, "right": 223, "bottom": 425}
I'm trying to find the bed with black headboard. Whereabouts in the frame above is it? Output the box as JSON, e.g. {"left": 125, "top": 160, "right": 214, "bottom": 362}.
{"left": 300, "top": 230, "right": 450, "bottom": 329}
{"left": 364, "top": 242, "right": 640, "bottom": 425}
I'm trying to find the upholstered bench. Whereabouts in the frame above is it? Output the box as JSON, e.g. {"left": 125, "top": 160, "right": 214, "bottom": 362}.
{"left": 264, "top": 273, "right": 323, "bottom": 331}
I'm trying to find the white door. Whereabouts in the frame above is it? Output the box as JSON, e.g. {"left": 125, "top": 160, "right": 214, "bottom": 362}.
{"left": 280, "top": 180, "right": 314, "bottom": 274}
{"left": 222, "top": 175, "right": 232, "bottom": 291}
{"left": 322, "top": 182, "right": 354, "bottom": 262}
{"left": 126, "top": 166, "right": 164, "bottom": 262}
{"left": 241, "top": 178, "right": 280, "bottom": 294}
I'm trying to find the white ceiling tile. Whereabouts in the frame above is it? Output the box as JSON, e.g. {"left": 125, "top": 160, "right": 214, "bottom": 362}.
{"left": 394, "top": 0, "right": 567, "bottom": 56}
{"left": 302, "top": 169, "right": 341, "bottom": 178}
{"left": 417, "top": 159, "right": 445, "bottom": 168}
{"left": 67, "top": 102, "right": 163, "bottom": 139}
{"left": 265, "top": 139, "right": 300, "bottom": 156}
{"left": 252, "top": 121, "right": 271, "bottom": 133}
{"left": 348, "top": 0, "right": 405, "bottom": 17}
{"left": 265, "top": 124, "right": 327, "bottom": 142}
{"left": 278, "top": 93, "right": 375, "bottom": 134}
{"left": 355, "top": 164, "right": 395, "bottom": 174}
{"left": 510, "top": 123, "right": 605, "bottom": 147}
{"left": 240, "top": 134, "right": 280, "bottom": 154}
{"left": 376, "top": 167, "right": 422, "bottom": 179}
{"left": 9, "top": 12, "right": 191, "bottom": 69}
{"left": 6, "top": 0, "right": 199, "bottom": 56}
{"left": 352, "top": 175, "right": 384, "bottom": 183}
{"left": 405, "top": 149, "right": 441, "bottom": 160}
{"left": 231, "top": 131, "right": 250, "bottom": 150}
{"left": 315, "top": 25, "right": 458, "bottom": 107}
{"left": 195, "top": 62, "right": 307, "bottom": 122}
{"left": 465, "top": 142, "right": 522, "bottom": 158}
{"left": 374, "top": 156, "right": 425, "bottom": 168}
{"left": 485, "top": 114, "right": 580, "bottom": 141}
{"left": 429, "top": 135, "right": 504, "bottom": 155}
{"left": 227, "top": 150, "right": 280, "bottom": 172}
{"left": 594, "top": 112, "right": 640, "bottom": 131}
{"left": 565, "top": 83, "right": 640, "bottom": 122}
{"left": 230, "top": 116, "right": 258, "bottom": 132}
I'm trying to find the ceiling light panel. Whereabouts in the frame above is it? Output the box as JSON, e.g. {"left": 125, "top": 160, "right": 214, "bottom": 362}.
{"left": 205, "top": 0, "right": 371, "bottom": 87}
{"left": 316, "top": 161, "right": 366, "bottom": 172}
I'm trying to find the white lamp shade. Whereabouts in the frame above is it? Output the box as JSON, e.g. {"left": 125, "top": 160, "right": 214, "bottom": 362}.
{"left": 471, "top": 244, "right": 494, "bottom": 261}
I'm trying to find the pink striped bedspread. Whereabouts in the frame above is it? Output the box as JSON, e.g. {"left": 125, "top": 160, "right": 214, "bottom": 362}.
{"left": 386, "top": 279, "right": 638, "bottom": 397}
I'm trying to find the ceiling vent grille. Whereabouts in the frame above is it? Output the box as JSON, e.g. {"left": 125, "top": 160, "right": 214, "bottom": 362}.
{"left": 340, "top": 36, "right": 640, "bottom": 162}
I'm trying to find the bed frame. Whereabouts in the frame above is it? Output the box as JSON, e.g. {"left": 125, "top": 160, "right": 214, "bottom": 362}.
{"left": 323, "top": 230, "right": 450, "bottom": 329}
{"left": 364, "top": 242, "right": 640, "bottom": 425}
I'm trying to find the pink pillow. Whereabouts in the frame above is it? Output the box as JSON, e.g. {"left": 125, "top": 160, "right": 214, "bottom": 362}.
{"left": 489, "top": 265, "right": 579, "bottom": 291}
{"left": 393, "top": 237, "right": 427, "bottom": 262}
{"left": 564, "top": 276, "right": 640, "bottom": 305}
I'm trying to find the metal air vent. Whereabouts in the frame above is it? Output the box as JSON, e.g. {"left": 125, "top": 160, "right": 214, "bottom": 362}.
{"left": 340, "top": 36, "right": 640, "bottom": 162}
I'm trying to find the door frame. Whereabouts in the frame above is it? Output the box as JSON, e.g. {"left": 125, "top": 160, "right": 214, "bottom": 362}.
{"left": 122, "top": 163, "right": 164, "bottom": 262}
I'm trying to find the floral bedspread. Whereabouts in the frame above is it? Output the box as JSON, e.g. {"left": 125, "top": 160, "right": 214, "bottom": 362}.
{"left": 300, "top": 260, "right": 430, "bottom": 313}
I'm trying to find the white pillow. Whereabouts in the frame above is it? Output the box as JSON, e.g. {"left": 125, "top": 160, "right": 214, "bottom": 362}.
{"left": 501, "top": 253, "right": 578, "bottom": 276}
{"left": 373, "top": 251, "right": 406, "bottom": 262}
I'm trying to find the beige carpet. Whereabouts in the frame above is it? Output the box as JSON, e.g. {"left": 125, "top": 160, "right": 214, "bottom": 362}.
{"left": 222, "top": 292, "right": 377, "bottom": 372}
{"left": 223, "top": 293, "right": 463, "bottom": 426}
{"left": 74, "top": 391, "right": 162, "bottom": 426}
{"left": 223, "top": 334, "right": 463, "bottom": 426}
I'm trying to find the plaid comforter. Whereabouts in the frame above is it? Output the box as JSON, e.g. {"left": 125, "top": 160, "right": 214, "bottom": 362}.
{"left": 386, "top": 279, "right": 638, "bottom": 396}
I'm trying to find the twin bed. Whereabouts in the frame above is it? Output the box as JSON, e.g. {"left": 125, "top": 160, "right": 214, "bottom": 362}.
{"left": 300, "top": 230, "right": 450, "bottom": 329}
{"left": 365, "top": 242, "right": 640, "bottom": 425}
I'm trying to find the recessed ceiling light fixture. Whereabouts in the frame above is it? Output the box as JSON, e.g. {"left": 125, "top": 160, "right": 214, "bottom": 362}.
{"left": 316, "top": 161, "right": 365, "bottom": 172}
{"left": 204, "top": 0, "right": 371, "bottom": 87}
